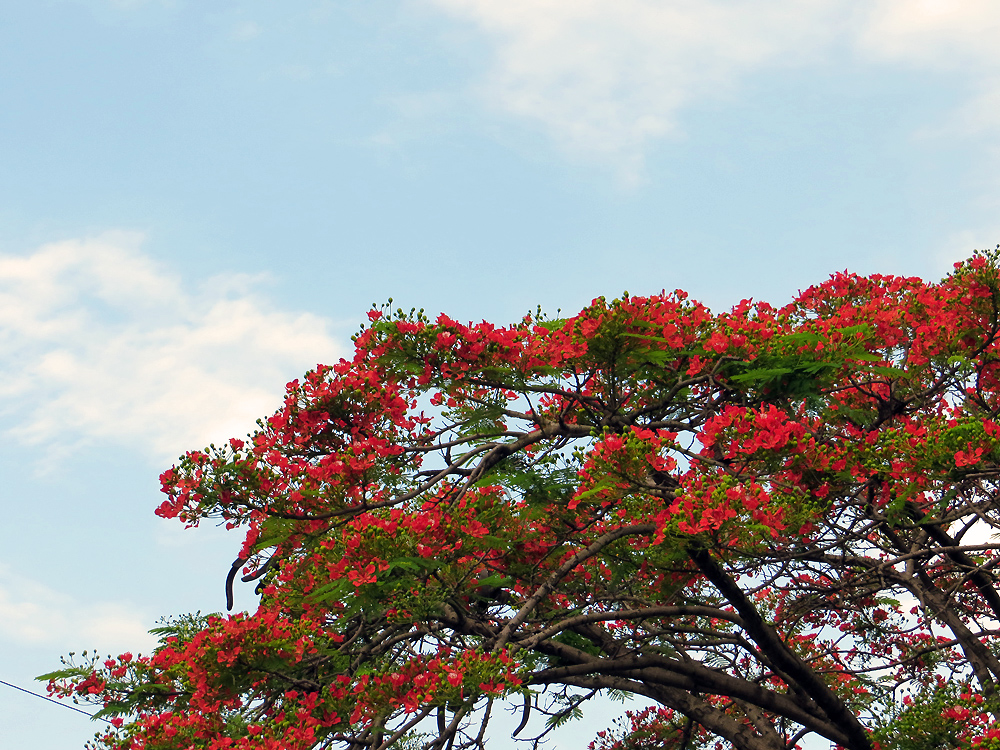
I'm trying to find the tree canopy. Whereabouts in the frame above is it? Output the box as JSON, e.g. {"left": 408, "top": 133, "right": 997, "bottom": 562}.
{"left": 44, "top": 253, "right": 1000, "bottom": 750}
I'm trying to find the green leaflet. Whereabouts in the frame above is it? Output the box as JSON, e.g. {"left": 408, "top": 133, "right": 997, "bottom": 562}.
{"left": 533, "top": 318, "right": 568, "bottom": 332}
{"left": 727, "top": 366, "right": 797, "bottom": 383}
{"left": 253, "top": 517, "right": 297, "bottom": 552}
{"left": 306, "top": 578, "right": 352, "bottom": 604}
{"left": 387, "top": 556, "right": 438, "bottom": 573}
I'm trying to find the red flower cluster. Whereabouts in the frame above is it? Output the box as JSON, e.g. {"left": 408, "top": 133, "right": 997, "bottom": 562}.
{"left": 42, "top": 252, "right": 1000, "bottom": 750}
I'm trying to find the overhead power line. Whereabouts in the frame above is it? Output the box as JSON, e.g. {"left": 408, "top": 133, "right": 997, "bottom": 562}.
{"left": 0, "top": 678, "right": 110, "bottom": 723}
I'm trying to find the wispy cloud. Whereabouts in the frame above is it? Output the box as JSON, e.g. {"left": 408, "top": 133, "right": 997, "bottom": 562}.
{"left": 425, "top": 0, "right": 852, "bottom": 181}
{"left": 0, "top": 232, "right": 343, "bottom": 462}
{"left": 0, "top": 564, "right": 156, "bottom": 654}
{"left": 423, "top": 0, "right": 1000, "bottom": 181}
{"left": 858, "top": 0, "right": 1000, "bottom": 69}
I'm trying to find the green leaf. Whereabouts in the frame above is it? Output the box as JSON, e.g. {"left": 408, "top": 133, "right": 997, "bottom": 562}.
{"left": 865, "top": 364, "right": 908, "bottom": 377}
{"left": 36, "top": 668, "right": 81, "bottom": 682}
{"left": 780, "top": 331, "right": 825, "bottom": 345}
{"left": 728, "top": 367, "right": 795, "bottom": 383}
{"left": 478, "top": 535, "right": 509, "bottom": 550}
{"left": 569, "top": 482, "right": 615, "bottom": 504}
{"left": 254, "top": 517, "right": 297, "bottom": 551}
{"left": 306, "top": 579, "right": 352, "bottom": 604}
{"left": 387, "top": 556, "right": 438, "bottom": 573}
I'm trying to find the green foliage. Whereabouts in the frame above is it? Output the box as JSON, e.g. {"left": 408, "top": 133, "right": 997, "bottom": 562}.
{"left": 872, "top": 683, "right": 977, "bottom": 750}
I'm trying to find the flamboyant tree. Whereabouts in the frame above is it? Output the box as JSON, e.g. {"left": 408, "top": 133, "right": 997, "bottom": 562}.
{"left": 44, "top": 252, "right": 1000, "bottom": 750}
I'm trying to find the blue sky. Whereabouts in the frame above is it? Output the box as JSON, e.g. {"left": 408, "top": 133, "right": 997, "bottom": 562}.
{"left": 4, "top": 1, "right": 1000, "bottom": 747}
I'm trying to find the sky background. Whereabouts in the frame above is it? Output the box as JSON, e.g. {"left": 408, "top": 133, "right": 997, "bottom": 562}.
{"left": 3, "top": 1, "right": 1000, "bottom": 747}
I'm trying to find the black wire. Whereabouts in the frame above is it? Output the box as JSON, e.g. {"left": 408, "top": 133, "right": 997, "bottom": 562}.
{"left": 0, "top": 678, "right": 111, "bottom": 723}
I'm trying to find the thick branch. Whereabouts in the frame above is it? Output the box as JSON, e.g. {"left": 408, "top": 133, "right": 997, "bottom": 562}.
{"left": 530, "top": 655, "right": 855, "bottom": 747}
{"left": 688, "top": 545, "right": 872, "bottom": 750}
{"left": 559, "top": 674, "right": 785, "bottom": 750}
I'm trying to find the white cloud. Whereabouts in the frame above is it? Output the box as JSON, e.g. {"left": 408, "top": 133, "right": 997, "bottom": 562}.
{"left": 858, "top": 1, "right": 1000, "bottom": 69}
{"left": 422, "top": 0, "right": 1000, "bottom": 180}
{"left": 0, "top": 232, "right": 343, "bottom": 461}
{"left": 424, "top": 0, "right": 854, "bottom": 180}
{"left": 0, "top": 564, "right": 156, "bottom": 654}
